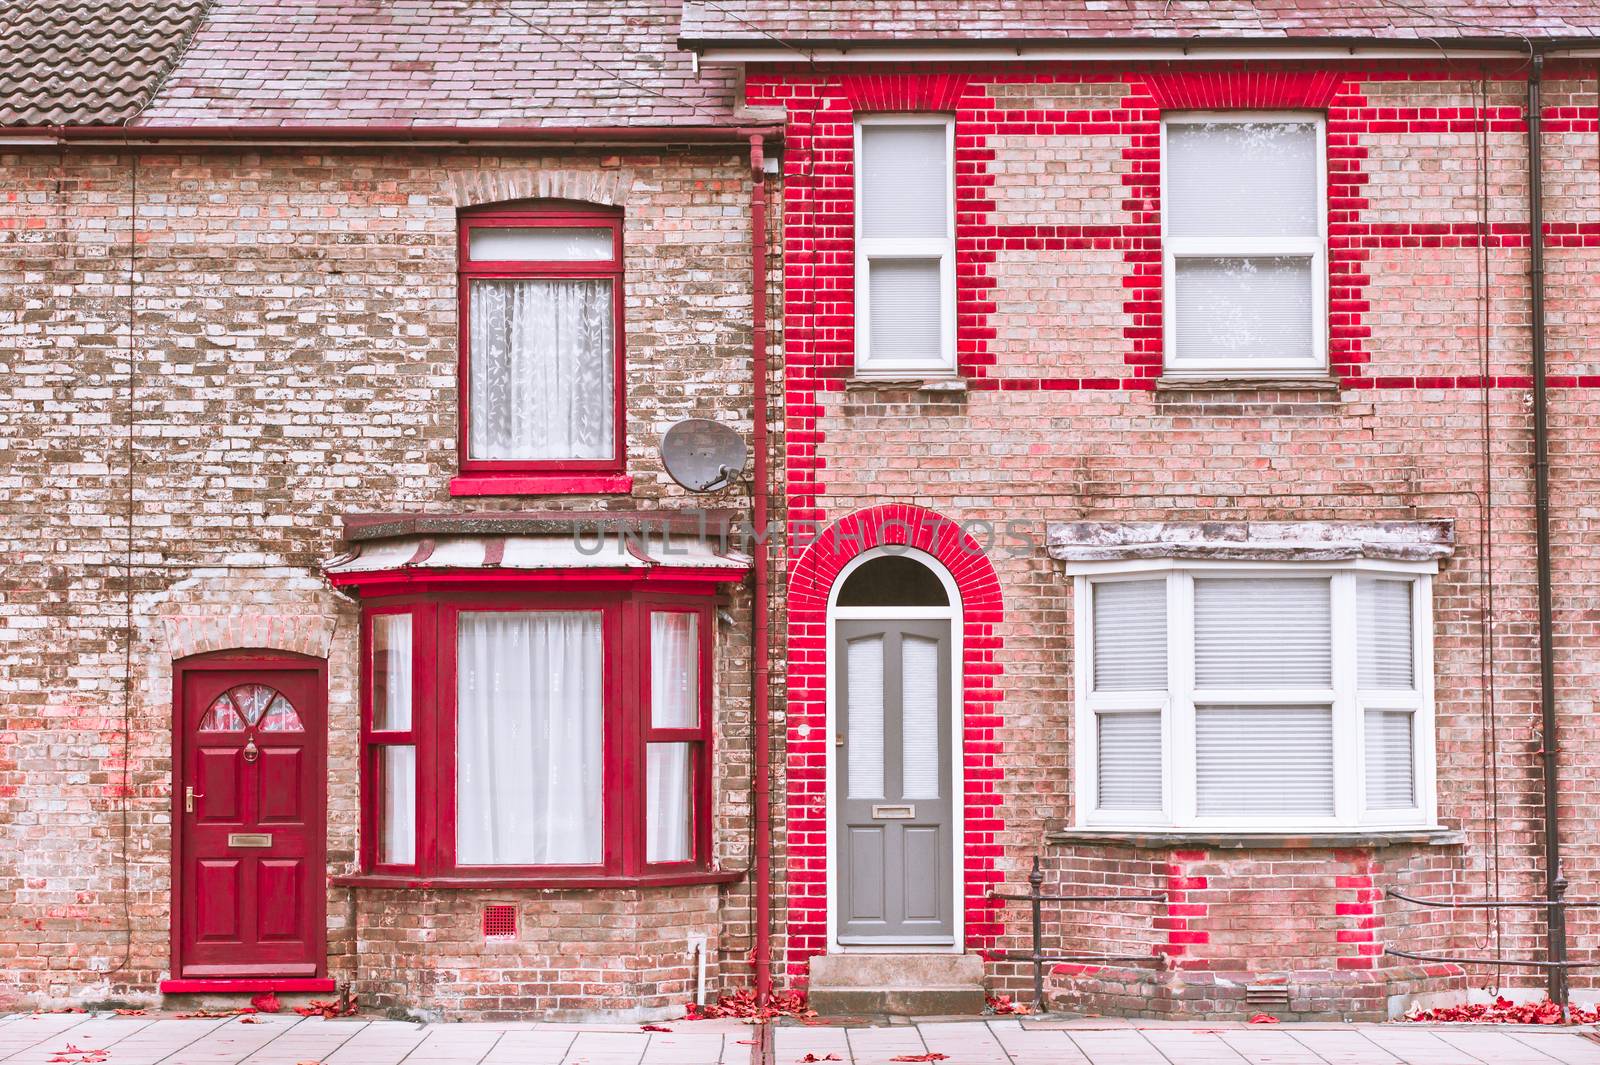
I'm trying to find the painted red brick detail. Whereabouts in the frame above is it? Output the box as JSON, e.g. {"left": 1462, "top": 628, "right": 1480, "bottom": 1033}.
{"left": 781, "top": 505, "right": 1006, "bottom": 975}
{"left": 1142, "top": 69, "right": 1346, "bottom": 110}
{"left": 842, "top": 73, "right": 970, "bottom": 112}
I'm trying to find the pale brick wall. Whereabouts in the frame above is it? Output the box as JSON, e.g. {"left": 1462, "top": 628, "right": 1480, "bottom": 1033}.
{"left": 0, "top": 144, "right": 761, "bottom": 1017}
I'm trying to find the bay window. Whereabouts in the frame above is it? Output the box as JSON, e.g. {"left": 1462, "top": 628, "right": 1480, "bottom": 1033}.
{"left": 458, "top": 204, "right": 624, "bottom": 473}
{"left": 1073, "top": 563, "right": 1435, "bottom": 832}
{"left": 1163, "top": 113, "right": 1327, "bottom": 375}
{"left": 358, "top": 593, "right": 713, "bottom": 880}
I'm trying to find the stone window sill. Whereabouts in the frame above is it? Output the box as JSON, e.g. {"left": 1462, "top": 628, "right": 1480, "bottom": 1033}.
{"left": 1046, "top": 828, "right": 1464, "bottom": 850}
{"left": 1154, "top": 375, "right": 1342, "bottom": 392}
{"left": 449, "top": 473, "right": 634, "bottom": 497}
{"left": 845, "top": 375, "right": 968, "bottom": 394}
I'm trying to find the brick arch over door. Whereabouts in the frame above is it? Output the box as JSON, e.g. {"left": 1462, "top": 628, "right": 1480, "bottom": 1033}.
{"left": 784, "top": 504, "right": 1005, "bottom": 977}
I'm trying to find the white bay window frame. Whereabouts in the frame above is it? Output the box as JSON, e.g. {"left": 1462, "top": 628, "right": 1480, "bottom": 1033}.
{"left": 1161, "top": 111, "right": 1329, "bottom": 376}
{"left": 854, "top": 114, "right": 957, "bottom": 377}
{"left": 1072, "top": 559, "right": 1437, "bottom": 833}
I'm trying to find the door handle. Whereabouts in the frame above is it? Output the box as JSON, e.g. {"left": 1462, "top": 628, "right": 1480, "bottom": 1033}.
{"left": 185, "top": 786, "right": 204, "bottom": 813}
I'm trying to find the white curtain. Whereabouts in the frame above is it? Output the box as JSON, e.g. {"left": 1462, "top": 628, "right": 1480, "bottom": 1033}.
{"left": 647, "top": 743, "right": 692, "bottom": 863}
{"left": 380, "top": 746, "right": 416, "bottom": 865}
{"left": 650, "top": 613, "right": 699, "bottom": 728}
{"left": 373, "top": 613, "right": 412, "bottom": 731}
{"left": 468, "top": 278, "right": 615, "bottom": 462}
{"left": 456, "top": 611, "right": 604, "bottom": 866}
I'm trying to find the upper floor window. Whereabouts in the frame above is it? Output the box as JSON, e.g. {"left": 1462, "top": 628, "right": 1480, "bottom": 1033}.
{"left": 855, "top": 115, "right": 955, "bottom": 377}
{"left": 1074, "top": 563, "right": 1435, "bottom": 833}
{"left": 1163, "top": 114, "right": 1327, "bottom": 376}
{"left": 458, "top": 204, "right": 624, "bottom": 472}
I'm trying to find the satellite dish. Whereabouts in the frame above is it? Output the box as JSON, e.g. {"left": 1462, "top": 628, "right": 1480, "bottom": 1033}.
{"left": 661, "top": 419, "right": 748, "bottom": 493}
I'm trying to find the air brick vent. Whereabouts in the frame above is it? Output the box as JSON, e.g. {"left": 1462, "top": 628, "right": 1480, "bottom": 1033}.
{"left": 482, "top": 904, "right": 517, "bottom": 940}
{"left": 1246, "top": 983, "right": 1291, "bottom": 1009}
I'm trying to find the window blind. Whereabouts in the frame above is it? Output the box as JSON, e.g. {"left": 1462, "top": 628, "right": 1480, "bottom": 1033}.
{"left": 860, "top": 123, "right": 948, "bottom": 239}
{"left": 1194, "top": 577, "right": 1331, "bottom": 688}
{"left": 1167, "top": 121, "right": 1319, "bottom": 239}
{"left": 1092, "top": 579, "right": 1167, "bottom": 691}
{"left": 868, "top": 258, "right": 943, "bottom": 363}
{"left": 1097, "top": 711, "right": 1163, "bottom": 811}
{"left": 1364, "top": 709, "right": 1416, "bottom": 810}
{"left": 1196, "top": 705, "right": 1335, "bottom": 817}
{"left": 1358, "top": 578, "right": 1414, "bottom": 689}
{"left": 1173, "top": 256, "right": 1315, "bottom": 363}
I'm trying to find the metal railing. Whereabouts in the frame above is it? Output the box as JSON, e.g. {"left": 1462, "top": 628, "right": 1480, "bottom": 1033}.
{"left": 1384, "top": 886, "right": 1600, "bottom": 1004}
{"left": 986, "top": 856, "right": 1166, "bottom": 1013}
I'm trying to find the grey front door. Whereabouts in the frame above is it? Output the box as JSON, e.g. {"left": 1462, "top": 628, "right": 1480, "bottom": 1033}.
{"left": 836, "top": 618, "right": 955, "bottom": 944}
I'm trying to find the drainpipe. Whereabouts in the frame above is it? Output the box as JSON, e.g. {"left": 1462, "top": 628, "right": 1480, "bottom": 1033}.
{"left": 1525, "top": 51, "right": 1568, "bottom": 1006}
{"left": 748, "top": 133, "right": 774, "bottom": 1003}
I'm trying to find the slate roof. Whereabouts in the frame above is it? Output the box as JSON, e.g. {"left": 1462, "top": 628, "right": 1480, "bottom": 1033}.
{"left": 679, "top": 0, "right": 1600, "bottom": 47}
{"left": 138, "top": 0, "right": 742, "bottom": 127}
{"left": 0, "top": 0, "right": 212, "bottom": 126}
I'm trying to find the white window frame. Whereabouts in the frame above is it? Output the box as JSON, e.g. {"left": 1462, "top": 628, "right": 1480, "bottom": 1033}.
{"left": 1071, "top": 559, "right": 1438, "bottom": 833}
{"left": 854, "top": 114, "right": 957, "bottom": 378}
{"left": 1161, "top": 111, "right": 1329, "bottom": 376}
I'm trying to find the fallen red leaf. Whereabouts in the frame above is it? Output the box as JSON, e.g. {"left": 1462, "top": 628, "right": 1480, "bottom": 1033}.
{"left": 683, "top": 988, "right": 815, "bottom": 1021}
{"left": 112, "top": 1009, "right": 145, "bottom": 1017}
{"left": 799, "top": 1054, "right": 842, "bottom": 1062}
{"left": 238, "top": 1017, "right": 260, "bottom": 1025}
{"left": 1406, "top": 996, "right": 1598, "bottom": 1025}
{"left": 250, "top": 991, "right": 282, "bottom": 1014}
{"left": 292, "top": 996, "right": 359, "bottom": 1019}
{"left": 640, "top": 1024, "right": 673, "bottom": 1032}
{"left": 1248, "top": 1014, "right": 1280, "bottom": 1024}
{"left": 985, "top": 993, "right": 1030, "bottom": 1016}
{"left": 890, "top": 1056, "right": 948, "bottom": 1062}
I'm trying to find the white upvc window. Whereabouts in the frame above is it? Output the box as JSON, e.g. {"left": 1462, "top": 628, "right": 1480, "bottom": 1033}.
{"left": 854, "top": 114, "right": 956, "bottom": 377}
{"left": 1162, "top": 112, "right": 1328, "bottom": 375}
{"left": 1073, "top": 561, "right": 1436, "bottom": 833}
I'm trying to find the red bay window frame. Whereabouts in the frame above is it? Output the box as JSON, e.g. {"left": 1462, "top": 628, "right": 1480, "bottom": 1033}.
{"left": 352, "top": 584, "right": 720, "bottom": 887}
{"left": 633, "top": 597, "right": 715, "bottom": 872}
{"left": 456, "top": 205, "right": 628, "bottom": 477}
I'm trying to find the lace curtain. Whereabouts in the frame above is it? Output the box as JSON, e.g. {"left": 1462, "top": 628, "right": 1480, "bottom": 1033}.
{"left": 469, "top": 279, "right": 616, "bottom": 461}
{"left": 456, "top": 611, "right": 605, "bottom": 865}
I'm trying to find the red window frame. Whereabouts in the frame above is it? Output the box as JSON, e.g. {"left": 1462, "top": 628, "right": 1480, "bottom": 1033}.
{"left": 356, "top": 589, "right": 714, "bottom": 884}
{"left": 457, "top": 205, "right": 627, "bottom": 476}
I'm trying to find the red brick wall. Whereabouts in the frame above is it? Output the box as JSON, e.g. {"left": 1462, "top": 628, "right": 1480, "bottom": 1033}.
{"left": 750, "top": 60, "right": 1600, "bottom": 1017}
{"left": 0, "top": 145, "right": 761, "bottom": 1017}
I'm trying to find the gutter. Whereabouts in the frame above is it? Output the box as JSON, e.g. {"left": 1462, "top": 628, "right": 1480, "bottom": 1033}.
{"left": 747, "top": 134, "right": 774, "bottom": 1003}
{"left": 0, "top": 123, "right": 783, "bottom": 147}
{"left": 1525, "top": 51, "right": 1568, "bottom": 1006}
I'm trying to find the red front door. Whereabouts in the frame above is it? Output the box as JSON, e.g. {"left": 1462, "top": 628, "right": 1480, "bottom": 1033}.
{"left": 174, "top": 655, "right": 326, "bottom": 980}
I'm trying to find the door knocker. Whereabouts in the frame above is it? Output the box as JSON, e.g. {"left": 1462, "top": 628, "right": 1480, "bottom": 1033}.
{"left": 243, "top": 737, "right": 260, "bottom": 763}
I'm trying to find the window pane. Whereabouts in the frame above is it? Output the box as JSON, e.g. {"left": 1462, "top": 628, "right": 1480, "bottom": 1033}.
{"left": 456, "top": 611, "right": 604, "bottom": 866}
{"left": 902, "top": 634, "right": 940, "bottom": 800}
{"left": 1093, "top": 579, "right": 1167, "bottom": 691}
{"left": 846, "top": 634, "right": 885, "bottom": 800}
{"left": 379, "top": 746, "right": 416, "bottom": 865}
{"left": 468, "top": 226, "right": 613, "bottom": 262}
{"left": 868, "top": 258, "right": 942, "bottom": 365}
{"left": 1097, "top": 711, "right": 1163, "bottom": 811}
{"left": 1167, "top": 120, "right": 1318, "bottom": 238}
{"left": 468, "top": 278, "right": 615, "bottom": 461}
{"left": 1196, "top": 705, "right": 1334, "bottom": 817}
{"left": 1358, "top": 578, "right": 1414, "bottom": 689}
{"left": 1365, "top": 709, "right": 1416, "bottom": 810}
{"left": 651, "top": 613, "right": 700, "bottom": 729}
{"left": 1194, "top": 577, "right": 1331, "bottom": 688}
{"left": 860, "top": 123, "right": 948, "bottom": 239}
{"left": 647, "top": 742, "right": 693, "bottom": 863}
{"left": 1174, "top": 256, "right": 1315, "bottom": 364}
{"left": 372, "top": 614, "right": 412, "bottom": 731}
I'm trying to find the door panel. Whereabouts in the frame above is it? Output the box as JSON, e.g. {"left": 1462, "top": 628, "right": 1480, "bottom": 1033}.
{"left": 176, "top": 662, "right": 325, "bottom": 979}
{"left": 836, "top": 619, "right": 955, "bottom": 944}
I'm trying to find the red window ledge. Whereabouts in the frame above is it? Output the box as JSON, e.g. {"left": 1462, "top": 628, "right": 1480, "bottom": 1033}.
{"left": 449, "top": 473, "right": 634, "bottom": 497}
{"left": 332, "top": 869, "right": 744, "bottom": 891}
{"left": 160, "top": 978, "right": 336, "bottom": 994}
